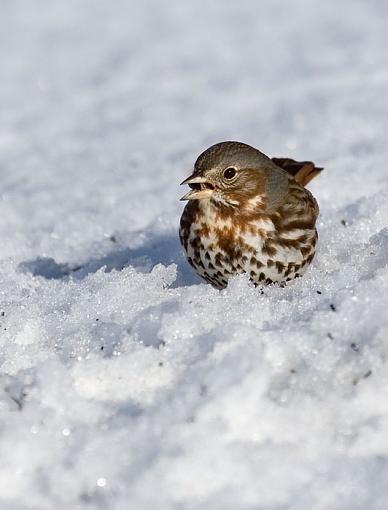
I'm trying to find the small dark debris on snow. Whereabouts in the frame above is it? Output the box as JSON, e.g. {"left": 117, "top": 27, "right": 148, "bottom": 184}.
{"left": 158, "top": 362, "right": 164, "bottom": 367}
{"left": 316, "top": 290, "right": 322, "bottom": 295}
{"left": 158, "top": 340, "right": 166, "bottom": 349}
{"left": 109, "top": 235, "right": 117, "bottom": 243}
{"left": 341, "top": 219, "right": 347, "bottom": 226}
{"left": 11, "top": 396, "right": 24, "bottom": 410}
{"left": 79, "top": 492, "right": 93, "bottom": 503}
{"left": 289, "top": 368, "right": 297, "bottom": 374}
{"left": 353, "top": 370, "right": 373, "bottom": 386}
{"left": 95, "top": 318, "right": 99, "bottom": 321}
{"left": 351, "top": 342, "right": 359, "bottom": 352}
{"left": 200, "top": 384, "right": 208, "bottom": 396}
{"left": 327, "top": 333, "right": 334, "bottom": 340}
{"left": 330, "top": 304, "right": 336, "bottom": 312}
{"left": 9, "top": 391, "right": 27, "bottom": 411}
{"left": 1, "top": 311, "right": 5, "bottom": 316}
{"left": 100, "top": 346, "right": 104, "bottom": 351}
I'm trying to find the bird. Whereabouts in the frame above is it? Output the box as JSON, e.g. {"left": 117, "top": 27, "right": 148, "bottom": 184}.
{"left": 179, "top": 141, "right": 322, "bottom": 289}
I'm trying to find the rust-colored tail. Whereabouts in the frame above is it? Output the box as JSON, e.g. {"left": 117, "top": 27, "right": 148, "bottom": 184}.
{"left": 271, "top": 157, "right": 323, "bottom": 186}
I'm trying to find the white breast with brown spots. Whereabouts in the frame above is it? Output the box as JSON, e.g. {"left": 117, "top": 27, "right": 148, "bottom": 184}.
{"left": 180, "top": 196, "right": 317, "bottom": 289}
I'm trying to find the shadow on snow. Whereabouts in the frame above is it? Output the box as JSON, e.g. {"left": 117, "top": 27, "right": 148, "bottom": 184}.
{"left": 18, "top": 232, "right": 201, "bottom": 288}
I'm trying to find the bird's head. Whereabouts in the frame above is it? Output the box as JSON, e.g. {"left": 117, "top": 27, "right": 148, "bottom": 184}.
{"left": 180, "top": 141, "right": 288, "bottom": 210}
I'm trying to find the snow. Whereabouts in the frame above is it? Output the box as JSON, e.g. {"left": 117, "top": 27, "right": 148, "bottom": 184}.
{"left": 1, "top": 0, "right": 388, "bottom": 508}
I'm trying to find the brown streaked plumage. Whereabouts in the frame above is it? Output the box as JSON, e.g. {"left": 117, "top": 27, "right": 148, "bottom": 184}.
{"left": 179, "top": 141, "right": 322, "bottom": 289}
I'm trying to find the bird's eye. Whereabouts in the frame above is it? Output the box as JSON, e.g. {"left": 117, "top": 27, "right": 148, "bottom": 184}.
{"left": 223, "top": 167, "right": 237, "bottom": 180}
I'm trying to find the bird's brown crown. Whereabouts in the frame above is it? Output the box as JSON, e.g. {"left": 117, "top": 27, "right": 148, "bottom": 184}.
{"left": 194, "top": 141, "right": 269, "bottom": 174}
{"left": 181, "top": 141, "right": 290, "bottom": 211}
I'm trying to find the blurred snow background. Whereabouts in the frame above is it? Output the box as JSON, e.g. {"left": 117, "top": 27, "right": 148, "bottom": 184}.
{"left": 1, "top": 0, "right": 388, "bottom": 508}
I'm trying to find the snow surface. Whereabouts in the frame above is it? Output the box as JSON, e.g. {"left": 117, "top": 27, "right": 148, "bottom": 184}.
{"left": 1, "top": 1, "right": 388, "bottom": 508}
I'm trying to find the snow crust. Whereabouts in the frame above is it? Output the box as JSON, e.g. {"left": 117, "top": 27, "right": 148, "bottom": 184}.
{"left": 1, "top": 1, "right": 388, "bottom": 508}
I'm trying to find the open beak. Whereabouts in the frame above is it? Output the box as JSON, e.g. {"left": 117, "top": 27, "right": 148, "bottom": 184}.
{"left": 180, "top": 174, "right": 215, "bottom": 201}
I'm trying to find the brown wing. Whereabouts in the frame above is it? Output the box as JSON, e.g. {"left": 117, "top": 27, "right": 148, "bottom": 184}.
{"left": 271, "top": 157, "right": 323, "bottom": 187}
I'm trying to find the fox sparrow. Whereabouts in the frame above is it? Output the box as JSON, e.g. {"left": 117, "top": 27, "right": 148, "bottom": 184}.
{"left": 179, "top": 141, "right": 322, "bottom": 289}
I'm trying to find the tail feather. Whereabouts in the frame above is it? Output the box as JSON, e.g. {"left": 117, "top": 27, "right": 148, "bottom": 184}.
{"left": 271, "top": 157, "right": 323, "bottom": 186}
